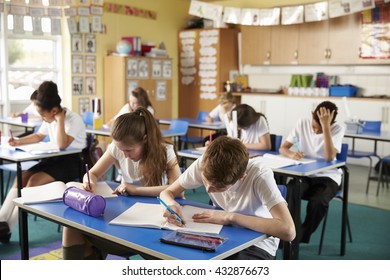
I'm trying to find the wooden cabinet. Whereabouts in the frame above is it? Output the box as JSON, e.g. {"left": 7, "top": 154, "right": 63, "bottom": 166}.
{"left": 241, "top": 26, "right": 271, "bottom": 65}
{"left": 103, "top": 56, "right": 172, "bottom": 122}
{"left": 241, "top": 13, "right": 389, "bottom": 65}
{"left": 178, "top": 28, "right": 239, "bottom": 119}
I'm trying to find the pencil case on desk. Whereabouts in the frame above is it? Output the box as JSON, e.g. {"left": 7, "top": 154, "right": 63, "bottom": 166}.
{"left": 63, "top": 186, "right": 106, "bottom": 217}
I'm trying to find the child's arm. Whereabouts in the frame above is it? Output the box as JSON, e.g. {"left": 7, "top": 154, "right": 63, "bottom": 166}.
{"left": 160, "top": 179, "right": 187, "bottom": 226}
{"left": 243, "top": 133, "right": 272, "bottom": 150}
{"left": 55, "top": 109, "right": 74, "bottom": 149}
{"left": 83, "top": 150, "right": 116, "bottom": 192}
{"left": 121, "top": 158, "right": 182, "bottom": 197}
{"left": 8, "top": 132, "right": 46, "bottom": 146}
{"left": 192, "top": 202, "right": 296, "bottom": 242}
{"left": 317, "top": 107, "right": 338, "bottom": 161}
{"left": 279, "top": 140, "right": 304, "bottom": 160}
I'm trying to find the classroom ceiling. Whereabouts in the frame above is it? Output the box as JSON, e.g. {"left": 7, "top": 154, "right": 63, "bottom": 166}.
{"left": 199, "top": 0, "right": 318, "bottom": 8}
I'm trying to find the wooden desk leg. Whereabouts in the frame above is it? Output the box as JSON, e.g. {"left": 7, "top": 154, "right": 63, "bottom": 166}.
{"left": 341, "top": 166, "right": 349, "bottom": 256}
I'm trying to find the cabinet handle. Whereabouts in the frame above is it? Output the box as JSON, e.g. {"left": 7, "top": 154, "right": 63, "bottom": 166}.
{"left": 266, "top": 51, "right": 271, "bottom": 59}
{"left": 294, "top": 50, "right": 298, "bottom": 59}
{"left": 324, "top": 49, "right": 328, "bottom": 59}
{"left": 328, "top": 49, "right": 332, "bottom": 59}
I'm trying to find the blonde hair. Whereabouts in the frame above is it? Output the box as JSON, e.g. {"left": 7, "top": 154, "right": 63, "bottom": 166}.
{"left": 219, "top": 92, "right": 235, "bottom": 105}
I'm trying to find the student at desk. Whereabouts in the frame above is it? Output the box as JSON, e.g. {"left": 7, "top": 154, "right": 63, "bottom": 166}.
{"left": 279, "top": 101, "right": 344, "bottom": 244}
{"left": 223, "top": 104, "right": 271, "bottom": 150}
{"left": 0, "top": 81, "right": 86, "bottom": 243}
{"left": 10, "top": 90, "right": 41, "bottom": 120}
{"left": 160, "top": 136, "right": 295, "bottom": 260}
{"left": 62, "top": 107, "right": 181, "bottom": 260}
{"left": 105, "top": 87, "right": 155, "bottom": 129}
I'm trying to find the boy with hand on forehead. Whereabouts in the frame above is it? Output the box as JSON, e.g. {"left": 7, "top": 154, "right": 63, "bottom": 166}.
{"left": 160, "top": 136, "right": 295, "bottom": 260}
{"left": 279, "top": 101, "right": 345, "bottom": 244}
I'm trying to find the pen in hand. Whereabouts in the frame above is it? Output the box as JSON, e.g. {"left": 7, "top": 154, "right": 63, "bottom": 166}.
{"left": 85, "top": 163, "right": 91, "bottom": 191}
{"left": 157, "top": 197, "right": 185, "bottom": 226}
{"left": 9, "top": 129, "right": 13, "bottom": 139}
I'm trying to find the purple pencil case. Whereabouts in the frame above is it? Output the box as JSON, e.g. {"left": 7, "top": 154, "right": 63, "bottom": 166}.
{"left": 63, "top": 186, "right": 106, "bottom": 217}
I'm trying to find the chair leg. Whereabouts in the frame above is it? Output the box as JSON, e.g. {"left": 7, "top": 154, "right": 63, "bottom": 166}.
{"left": 346, "top": 214, "right": 352, "bottom": 243}
{"left": 366, "top": 157, "right": 373, "bottom": 194}
{"left": 377, "top": 160, "right": 383, "bottom": 196}
{"left": 318, "top": 209, "right": 329, "bottom": 255}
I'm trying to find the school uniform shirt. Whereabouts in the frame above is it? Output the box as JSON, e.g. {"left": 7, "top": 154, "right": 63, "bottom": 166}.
{"left": 108, "top": 143, "right": 175, "bottom": 185}
{"left": 114, "top": 104, "right": 154, "bottom": 119}
{"left": 37, "top": 108, "right": 86, "bottom": 149}
{"left": 209, "top": 104, "right": 236, "bottom": 122}
{"left": 23, "top": 102, "right": 41, "bottom": 117}
{"left": 240, "top": 115, "right": 269, "bottom": 144}
{"left": 179, "top": 156, "right": 286, "bottom": 257}
{"left": 286, "top": 118, "right": 345, "bottom": 185}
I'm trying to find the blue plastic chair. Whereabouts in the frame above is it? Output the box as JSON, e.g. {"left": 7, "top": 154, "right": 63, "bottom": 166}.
{"left": 167, "top": 120, "right": 189, "bottom": 150}
{"left": 347, "top": 120, "right": 381, "bottom": 194}
{"left": 270, "top": 134, "right": 283, "bottom": 152}
{"left": 82, "top": 111, "right": 94, "bottom": 126}
{"left": 376, "top": 156, "right": 390, "bottom": 196}
{"left": 182, "top": 111, "right": 209, "bottom": 148}
{"left": 318, "top": 143, "right": 352, "bottom": 255}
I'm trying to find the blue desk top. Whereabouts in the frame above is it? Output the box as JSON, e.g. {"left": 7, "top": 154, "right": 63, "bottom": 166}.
{"left": 159, "top": 118, "right": 225, "bottom": 130}
{"left": 15, "top": 194, "right": 265, "bottom": 260}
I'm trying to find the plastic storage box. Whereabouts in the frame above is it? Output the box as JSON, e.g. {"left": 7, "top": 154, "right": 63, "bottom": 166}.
{"left": 345, "top": 121, "right": 364, "bottom": 134}
{"left": 329, "top": 85, "right": 358, "bottom": 97}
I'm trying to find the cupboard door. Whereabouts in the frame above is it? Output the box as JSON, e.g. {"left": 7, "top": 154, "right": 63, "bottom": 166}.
{"left": 298, "top": 20, "right": 329, "bottom": 64}
{"left": 241, "top": 26, "right": 272, "bottom": 65}
{"left": 271, "top": 25, "right": 299, "bottom": 65}
{"left": 328, "top": 14, "right": 361, "bottom": 64}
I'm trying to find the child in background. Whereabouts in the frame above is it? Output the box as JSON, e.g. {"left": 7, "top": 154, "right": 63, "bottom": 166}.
{"left": 0, "top": 81, "right": 86, "bottom": 243}
{"left": 160, "top": 136, "right": 295, "bottom": 260}
{"left": 229, "top": 104, "right": 272, "bottom": 150}
{"left": 104, "top": 87, "right": 154, "bottom": 129}
{"left": 202, "top": 92, "right": 236, "bottom": 145}
{"left": 10, "top": 90, "right": 41, "bottom": 120}
{"left": 279, "top": 101, "right": 344, "bottom": 244}
{"left": 62, "top": 107, "right": 181, "bottom": 259}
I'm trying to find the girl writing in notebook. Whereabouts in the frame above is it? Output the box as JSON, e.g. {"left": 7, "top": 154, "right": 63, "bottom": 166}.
{"left": 62, "top": 107, "right": 181, "bottom": 259}
{"left": 227, "top": 104, "right": 272, "bottom": 151}
{"left": 0, "top": 81, "right": 86, "bottom": 243}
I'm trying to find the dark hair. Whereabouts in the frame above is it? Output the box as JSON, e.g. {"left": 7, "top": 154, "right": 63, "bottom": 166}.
{"left": 202, "top": 136, "right": 249, "bottom": 189}
{"left": 35, "top": 81, "right": 62, "bottom": 111}
{"left": 232, "top": 104, "right": 268, "bottom": 129}
{"left": 30, "top": 90, "right": 38, "bottom": 101}
{"left": 313, "top": 101, "right": 338, "bottom": 125}
{"left": 111, "top": 107, "right": 172, "bottom": 186}
{"left": 131, "top": 87, "right": 153, "bottom": 110}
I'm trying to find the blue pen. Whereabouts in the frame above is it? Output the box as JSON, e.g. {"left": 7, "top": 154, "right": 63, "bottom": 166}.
{"left": 157, "top": 197, "right": 185, "bottom": 226}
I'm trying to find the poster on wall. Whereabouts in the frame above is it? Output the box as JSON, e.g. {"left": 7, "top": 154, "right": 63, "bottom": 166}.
{"left": 85, "top": 77, "right": 96, "bottom": 95}
{"left": 72, "top": 55, "right": 83, "bottom": 74}
{"left": 126, "top": 58, "right": 138, "bottom": 78}
{"left": 79, "top": 97, "right": 90, "bottom": 114}
{"left": 281, "top": 5, "right": 304, "bottom": 25}
{"left": 72, "top": 76, "right": 83, "bottom": 95}
{"left": 179, "top": 30, "right": 196, "bottom": 86}
{"left": 138, "top": 59, "right": 149, "bottom": 78}
{"left": 85, "top": 55, "right": 96, "bottom": 74}
{"left": 162, "top": 60, "right": 172, "bottom": 79}
{"left": 85, "top": 34, "right": 96, "bottom": 53}
{"left": 259, "top": 8, "right": 280, "bottom": 26}
{"left": 305, "top": 2, "right": 328, "bottom": 22}
{"left": 156, "top": 81, "right": 167, "bottom": 101}
{"left": 152, "top": 60, "right": 162, "bottom": 78}
{"left": 71, "top": 34, "right": 83, "bottom": 53}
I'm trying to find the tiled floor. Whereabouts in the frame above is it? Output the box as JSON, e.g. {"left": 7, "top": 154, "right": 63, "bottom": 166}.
{"left": 348, "top": 164, "right": 390, "bottom": 210}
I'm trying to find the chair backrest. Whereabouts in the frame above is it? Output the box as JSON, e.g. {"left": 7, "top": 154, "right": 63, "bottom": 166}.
{"left": 82, "top": 111, "right": 94, "bottom": 126}
{"left": 362, "top": 120, "right": 381, "bottom": 133}
{"left": 270, "top": 134, "right": 283, "bottom": 152}
{"left": 337, "top": 143, "right": 349, "bottom": 161}
{"left": 169, "top": 120, "right": 189, "bottom": 135}
{"left": 277, "top": 184, "right": 287, "bottom": 199}
{"left": 197, "top": 111, "right": 209, "bottom": 122}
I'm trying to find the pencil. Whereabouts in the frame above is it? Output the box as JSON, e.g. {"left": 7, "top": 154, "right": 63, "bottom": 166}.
{"left": 85, "top": 163, "right": 91, "bottom": 190}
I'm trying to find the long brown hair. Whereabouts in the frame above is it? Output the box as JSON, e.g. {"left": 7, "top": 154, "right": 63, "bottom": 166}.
{"left": 111, "top": 107, "right": 170, "bottom": 186}
{"left": 232, "top": 104, "right": 268, "bottom": 129}
{"left": 130, "top": 87, "right": 153, "bottom": 111}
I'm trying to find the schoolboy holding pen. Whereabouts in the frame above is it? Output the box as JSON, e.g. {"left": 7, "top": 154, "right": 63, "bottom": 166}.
{"left": 160, "top": 136, "right": 295, "bottom": 260}
{"left": 62, "top": 107, "right": 182, "bottom": 259}
{"left": 279, "top": 101, "right": 344, "bottom": 244}
{"left": 0, "top": 81, "right": 86, "bottom": 243}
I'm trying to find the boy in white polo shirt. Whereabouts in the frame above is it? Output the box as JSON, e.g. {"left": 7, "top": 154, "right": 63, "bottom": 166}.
{"left": 279, "top": 100, "right": 345, "bottom": 244}
{"left": 160, "top": 136, "right": 295, "bottom": 260}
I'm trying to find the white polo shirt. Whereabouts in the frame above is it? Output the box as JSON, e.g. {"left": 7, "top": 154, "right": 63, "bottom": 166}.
{"left": 179, "top": 156, "right": 286, "bottom": 256}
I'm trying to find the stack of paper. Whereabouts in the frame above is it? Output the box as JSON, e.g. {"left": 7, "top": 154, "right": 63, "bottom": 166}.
{"left": 256, "top": 153, "right": 316, "bottom": 169}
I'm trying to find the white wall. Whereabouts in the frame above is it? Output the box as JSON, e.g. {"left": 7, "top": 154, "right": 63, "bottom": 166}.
{"left": 242, "top": 65, "right": 390, "bottom": 97}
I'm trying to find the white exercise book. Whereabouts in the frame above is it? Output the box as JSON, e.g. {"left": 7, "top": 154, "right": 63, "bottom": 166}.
{"left": 255, "top": 153, "right": 316, "bottom": 169}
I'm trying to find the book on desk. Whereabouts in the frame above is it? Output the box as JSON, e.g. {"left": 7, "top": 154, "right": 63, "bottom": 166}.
{"left": 21, "top": 181, "right": 116, "bottom": 204}
{"left": 109, "top": 202, "right": 223, "bottom": 234}
{"left": 255, "top": 153, "right": 316, "bottom": 169}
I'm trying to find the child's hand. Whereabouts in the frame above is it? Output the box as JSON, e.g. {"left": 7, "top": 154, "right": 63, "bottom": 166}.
{"left": 83, "top": 181, "right": 96, "bottom": 193}
{"left": 291, "top": 151, "right": 304, "bottom": 160}
{"left": 317, "top": 107, "right": 334, "bottom": 128}
{"left": 205, "top": 140, "right": 211, "bottom": 147}
{"left": 8, "top": 137, "right": 20, "bottom": 146}
{"left": 192, "top": 210, "right": 231, "bottom": 225}
{"left": 163, "top": 204, "right": 186, "bottom": 226}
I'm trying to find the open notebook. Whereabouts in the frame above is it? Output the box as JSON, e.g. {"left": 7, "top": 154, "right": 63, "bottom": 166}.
{"left": 21, "top": 181, "right": 116, "bottom": 204}
{"left": 16, "top": 142, "right": 60, "bottom": 155}
{"left": 256, "top": 153, "right": 316, "bottom": 169}
{"left": 109, "top": 202, "right": 223, "bottom": 234}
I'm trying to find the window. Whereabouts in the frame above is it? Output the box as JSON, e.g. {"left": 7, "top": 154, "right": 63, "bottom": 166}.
{"left": 0, "top": 7, "right": 62, "bottom": 109}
